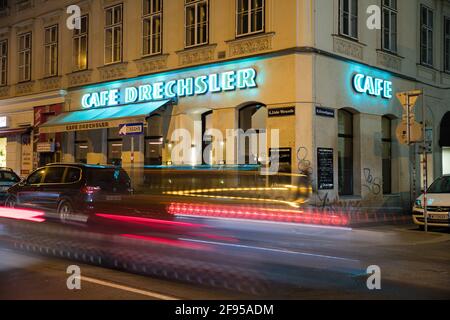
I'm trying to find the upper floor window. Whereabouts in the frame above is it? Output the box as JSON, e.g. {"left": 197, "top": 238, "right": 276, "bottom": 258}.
{"left": 0, "top": 39, "right": 7, "bottom": 86}
{"left": 420, "top": 5, "right": 433, "bottom": 66}
{"left": 236, "top": 0, "right": 264, "bottom": 37}
{"left": 44, "top": 25, "right": 58, "bottom": 77}
{"left": 444, "top": 17, "right": 450, "bottom": 73}
{"left": 18, "top": 32, "right": 31, "bottom": 82}
{"left": 0, "top": 0, "right": 8, "bottom": 10}
{"left": 382, "top": 0, "right": 397, "bottom": 53}
{"left": 73, "top": 15, "right": 88, "bottom": 71}
{"left": 105, "top": 4, "right": 123, "bottom": 64}
{"left": 185, "top": 0, "right": 208, "bottom": 48}
{"left": 142, "top": 0, "right": 162, "bottom": 56}
{"left": 339, "top": 0, "right": 358, "bottom": 39}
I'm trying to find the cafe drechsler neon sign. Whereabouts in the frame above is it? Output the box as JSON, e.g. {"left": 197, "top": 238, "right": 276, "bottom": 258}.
{"left": 81, "top": 68, "right": 258, "bottom": 109}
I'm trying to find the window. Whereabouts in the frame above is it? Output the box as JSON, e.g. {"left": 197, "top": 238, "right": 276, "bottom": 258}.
{"left": 420, "top": 5, "right": 433, "bottom": 66}
{"left": 0, "top": 39, "right": 7, "bottom": 86}
{"left": 185, "top": 0, "right": 208, "bottom": 48}
{"left": 338, "top": 110, "right": 354, "bottom": 196}
{"left": 107, "top": 128, "right": 122, "bottom": 166}
{"left": 0, "top": 0, "right": 7, "bottom": 10}
{"left": 382, "top": 117, "right": 392, "bottom": 194}
{"left": 445, "top": 17, "right": 450, "bottom": 73}
{"left": 27, "top": 168, "right": 45, "bottom": 185}
{"left": 142, "top": 0, "right": 162, "bottom": 56}
{"left": 75, "top": 131, "right": 88, "bottom": 164}
{"left": 339, "top": 0, "right": 358, "bottom": 39}
{"left": 44, "top": 25, "right": 58, "bottom": 77}
{"left": 65, "top": 167, "right": 81, "bottom": 183}
{"left": 382, "top": 0, "right": 397, "bottom": 53}
{"left": 145, "top": 114, "right": 163, "bottom": 165}
{"left": 236, "top": 0, "right": 264, "bottom": 37}
{"left": 43, "top": 167, "right": 66, "bottom": 184}
{"left": 0, "top": 171, "right": 19, "bottom": 182}
{"left": 428, "top": 176, "right": 450, "bottom": 194}
{"left": 18, "top": 32, "right": 31, "bottom": 82}
{"left": 73, "top": 15, "right": 88, "bottom": 71}
{"left": 105, "top": 4, "right": 123, "bottom": 64}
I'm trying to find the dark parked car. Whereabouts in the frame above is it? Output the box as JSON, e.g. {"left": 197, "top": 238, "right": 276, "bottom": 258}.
{"left": 0, "top": 168, "right": 21, "bottom": 204}
{"left": 6, "top": 163, "right": 132, "bottom": 217}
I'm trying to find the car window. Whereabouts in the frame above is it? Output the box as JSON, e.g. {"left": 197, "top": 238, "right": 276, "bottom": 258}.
{"left": 43, "top": 167, "right": 66, "bottom": 184}
{"left": 428, "top": 177, "right": 450, "bottom": 194}
{"left": 0, "top": 171, "right": 20, "bottom": 182}
{"left": 27, "top": 169, "right": 46, "bottom": 185}
{"left": 65, "top": 167, "right": 82, "bottom": 183}
{"left": 87, "top": 168, "right": 131, "bottom": 191}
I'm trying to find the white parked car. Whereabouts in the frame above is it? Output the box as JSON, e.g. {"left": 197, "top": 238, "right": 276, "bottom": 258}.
{"left": 412, "top": 175, "right": 450, "bottom": 229}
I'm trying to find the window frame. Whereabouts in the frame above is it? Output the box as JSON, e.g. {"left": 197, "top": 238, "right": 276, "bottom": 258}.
{"left": 236, "top": 0, "right": 265, "bottom": 38}
{"left": 0, "top": 0, "right": 7, "bottom": 10}
{"left": 104, "top": 3, "right": 123, "bottom": 65}
{"left": 0, "top": 39, "right": 7, "bottom": 86}
{"left": 17, "top": 32, "right": 32, "bottom": 83}
{"left": 184, "top": 0, "right": 209, "bottom": 49}
{"left": 44, "top": 24, "right": 59, "bottom": 77}
{"left": 444, "top": 16, "right": 450, "bottom": 73}
{"left": 142, "top": 0, "right": 163, "bottom": 57}
{"left": 73, "top": 15, "right": 89, "bottom": 72}
{"left": 420, "top": 4, "right": 434, "bottom": 67}
{"left": 339, "top": 0, "right": 358, "bottom": 40}
{"left": 381, "top": 0, "right": 398, "bottom": 53}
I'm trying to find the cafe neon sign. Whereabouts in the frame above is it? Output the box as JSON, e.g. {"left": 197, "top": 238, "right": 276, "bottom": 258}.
{"left": 81, "top": 68, "right": 258, "bottom": 109}
{"left": 352, "top": 73, "right": 393, "bottom": 99}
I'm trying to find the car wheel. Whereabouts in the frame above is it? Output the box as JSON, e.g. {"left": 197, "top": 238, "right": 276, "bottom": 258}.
{"left": 5, "top": 196, "right": 17, "bottom": 208}
{"left": 57, "top": 200, "right": 73, "bottom": 220}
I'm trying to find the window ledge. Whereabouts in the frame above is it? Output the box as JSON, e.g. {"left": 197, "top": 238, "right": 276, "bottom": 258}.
{"left": 332, "top": 34, "right": 365, "bottom": 61}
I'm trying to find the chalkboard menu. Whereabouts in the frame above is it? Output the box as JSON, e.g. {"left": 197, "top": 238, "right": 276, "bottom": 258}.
{"left": 317, "top": 148, "right": 334, "bottom": 190}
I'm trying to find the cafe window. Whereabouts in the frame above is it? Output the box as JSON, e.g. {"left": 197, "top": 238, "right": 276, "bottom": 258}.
{"left": 339, "top": 0, "right": 358, "bottom": 39}
{"left": 382, "top": 0, "right": 397, "bottom": 53}
{"left": 142, "top": 0, "right": 162, "bottom": 56}
{"left": 185, "top": 0, "right": 208, "bottom": 48}
{"left": 44, "top": 25, "right": 58, "bottom": 77}
{"left": 238, "top": 104, "right": 267, "bottom": 165}
{"left": 73, "top": 15, "right": 88, "bottom": 71}
{"left": 145, "top": 114, "right": 163, "bottom": 166}
{"left": 18, "top": 32, "right": 31, "bottom": 82}
{"left": 107, "top": 127, "right": 123, "bottom": 166}
{"left": 382, "top": 116, "right": 392, "bottom": 194}
{"left": 105, "top": 4, "right": 123, "bottom": 64}
{"left": 236, "top": 0, "right": 265, "bottom": 37}
{"left": 420, "top": 5, "right": 433, "bottom": 66}
{"left": 75, "top": 131, "right": 88, "bottom": 164}
{"left": 338, "top": 110, "right": 354, "bottom": 196}
{"left": 0, "top": 39, "right": 7, "bottom": 86}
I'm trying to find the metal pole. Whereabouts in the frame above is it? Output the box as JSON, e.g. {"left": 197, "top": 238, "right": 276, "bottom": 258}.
{"left": 422, "top": 92, "right": 428, "bottom": 232}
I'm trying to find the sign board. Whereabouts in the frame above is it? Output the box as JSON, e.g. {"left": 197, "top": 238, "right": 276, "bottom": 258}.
{"left": 37, "top": 142, "right": 55, "bottom": 153}
{"left": 0, "top": 116, "right": 8, "bottom": 128}
{"left": 352, "top": 73, "right": 393, "bottom": 99}
{"left": 396, "top": 90, "right": 422, "bottom": 111}
{"left": 21, "top": 136, "right": 33, "bottom": 176}
{"left": 119, "top": 123, "right": 145, "bottom": 136}
{"left": 317, "top": 148, "right": 334, "bottom": 190}
{"left": 315, "top": 107, "right": 335, "bottom": 118}
{"left": 268, "top": 107, "right": 295, "bottom": 118}
{"left": 269, "top": 148, "right": 292, "bottom": 173}
{"left": 396, "top": 121, "right": 423, "bottom": 145}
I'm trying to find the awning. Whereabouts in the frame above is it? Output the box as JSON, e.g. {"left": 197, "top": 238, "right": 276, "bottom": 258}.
{"left": 39, "top": 100, "right": 171, "bottom": 134}
{"left": 0, "top": 126, "right": 32, "bottom": 138}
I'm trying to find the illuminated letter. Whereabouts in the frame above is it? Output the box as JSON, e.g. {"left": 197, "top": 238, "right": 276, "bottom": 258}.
{"left": 90, "top": 92, "right": 100, "bottom": 108}
{"left": 177, "top": 78, "right": 194, "bottom": 97}
{"left": 108, "top": 89, "right": 120, "bottom": 106}
{"left": 153, "top": 82, "right": 165, "bottom": 100}
{"left": 374, "top": 78, "right": 383, "bottom": 96}
{"left": 383, "top": 81, "right": 393, "bottom": 99}
{"left": 165, "top": 80, "right": 177, "bottom": 98}
{"left": 364, "top": 76, "right": 376, "bottom": 96}
{"left": 99, "top": 91, "right": 109, "bottom": 106}
{"left": 353, "top": 74, "right": 365, "bottom": 93}
{"left": 125, "top": 87, "right": 138, "bottom": 104}
{"left": 209, "top": 74, "right": 222, "bottom": 93}
{"left": 194, "top": 75, "right": 209, "bottom": 95}
{"left": 139, "top": 85, "right": 153, "bottom": 102}
{"left": 81, "top": 94, "right": 91, "bottom": 109}
{"left": 237, "top": 68, "right": 257, "bottom": 89}
{"left": 222, "top": 71, "right": 236, "bottom": 91}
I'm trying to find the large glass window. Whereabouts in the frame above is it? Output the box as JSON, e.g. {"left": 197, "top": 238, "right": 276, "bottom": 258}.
{"left": 18, "top": 32, "right": 31, "bottom": 82}
{"left": 382, "top": 0, "right": 397, "bottom": 53}
{"left": 143, "top": 0, "right": 162, "bottom": 56}
{"left": 444, "top": 17, "right": 450, "bottom": 73}
{"left": 238, "top": 104, "right": 267, "bottom": 165}
{"left": 107, "top": 128, "right": 123, "bottom": 166}
{"left": 338, "top": 110, "right": 354, "bottom": 196}
{"left": 382, "top": 116, "right": 392, "bottom": 194}
{"left": 185, "top": 0, "right": 208, "bottom": 48}
{"left": 339, "top": 0, "right": 358, "bottom": 39}
{"left": 145, "top": 115, "right": 163, "bottom": 165}
{"left": 236, "top": 0, "right": 264, "bottom": 37}
{"left": 0, "top": 39, "right": 7, "bottom": 86}
{"left": 27, "top": 168, "right": 45, "bottom": 185}
{"left": 105, "top": 4, "right": 123, "bottom": 64}
{"left": 44, "top": 25, "right": 58, "bottom": 77}
{"left": 73, "top": 15, "right": 88, "bottom": 71}
{"left": 75, "top": 131, "right": 88, "bottom": 164}
{"left": 420, "top": 5, "right": 433, "bottom": 66}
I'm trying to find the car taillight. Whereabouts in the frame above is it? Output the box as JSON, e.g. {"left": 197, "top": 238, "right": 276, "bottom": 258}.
{"left": 82, "top": 186, "right": 101, "bottom": 195}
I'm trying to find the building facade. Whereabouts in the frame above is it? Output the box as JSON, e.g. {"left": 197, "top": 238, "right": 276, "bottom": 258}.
{"left": 0, "top": 0, "right": 449, "bottom": 210}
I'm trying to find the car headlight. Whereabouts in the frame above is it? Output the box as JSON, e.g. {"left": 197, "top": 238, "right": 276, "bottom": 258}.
{"left": 415, "top": 199, "right": 423, "bottom": 209}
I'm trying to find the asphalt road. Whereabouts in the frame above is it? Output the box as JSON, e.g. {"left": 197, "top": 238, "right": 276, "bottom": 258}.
{"left": 0, "top": 219, "right": 449, "bottom": 300}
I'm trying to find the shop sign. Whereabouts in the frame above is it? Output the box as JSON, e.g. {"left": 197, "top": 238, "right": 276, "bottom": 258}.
{"left": 21, "top": 139, "right": 33, "bottom": 176}
{"left": 119, "top": 123, "right": 144, "bottom": 136}
{"left": 315, "top": 107, "right": 335, "bottom": 118}
{"left": 65, "top": 122, "right": 110, "bottom": 132}
{"left": 81, "top": 68, "right": 258, "bottom": 109}
{"left": 37, "top": 142, "right": 55, "bottom": 153}
{"left": 352, "top": 73, "right": 393, "bottom": 99}
{"left": 0, "top": 116, "right": 8, "bottom": 128}
{"left": 268, "top": 107, "right": 295, "bottom": 118}
{"left": 317, "top": 148, "right": 334, "bottom": 190}
{"left": 269, "top": 148, "right": 292, "bottom": 173}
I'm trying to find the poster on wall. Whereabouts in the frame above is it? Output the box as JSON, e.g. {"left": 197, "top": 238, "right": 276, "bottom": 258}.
{"left": 317, "top": 148, "right": 334, "bottom": 190}
{"left": 21, "top": 134, "right": 33, "bottom": 176}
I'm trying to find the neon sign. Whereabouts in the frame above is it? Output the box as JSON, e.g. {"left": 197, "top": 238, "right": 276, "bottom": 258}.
{"left": 81, "top": 68, "right": 258, "bottom": 109}
{"left": 352, "top": 73, "right": 393, "bottom": 99}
